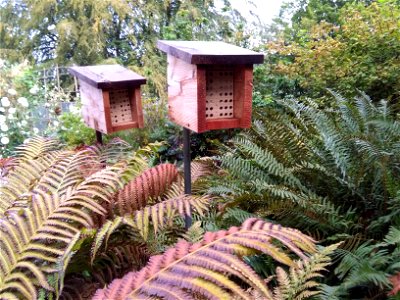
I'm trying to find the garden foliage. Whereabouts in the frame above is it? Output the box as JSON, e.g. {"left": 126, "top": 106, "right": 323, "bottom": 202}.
{"left": 212, "top": 92, "right": 400, "bottom": 298}
{"left": 0, "top": 137, "right": 336, "bottom": 299}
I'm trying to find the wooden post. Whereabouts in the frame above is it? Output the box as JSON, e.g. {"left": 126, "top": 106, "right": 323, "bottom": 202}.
{"left": 96, "top": 130, "right": 103, "bottom": 145}
{"left": 183, "top": 127, "right": 192, "bottom": 229}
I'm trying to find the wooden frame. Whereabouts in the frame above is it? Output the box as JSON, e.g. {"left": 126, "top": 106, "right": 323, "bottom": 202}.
{"left": 69, "top": 65, "right": 146, "bottom": 134}
{"left": 158, "top": 41, "right": 263, "bottom": 133}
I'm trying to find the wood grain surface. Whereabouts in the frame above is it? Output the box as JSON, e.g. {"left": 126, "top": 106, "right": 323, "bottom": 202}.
{"left": 69, "top": 65, "right": 146, "bottom": 89}
{"left": 157, "top": 40, "right": 264, "bottom": 65}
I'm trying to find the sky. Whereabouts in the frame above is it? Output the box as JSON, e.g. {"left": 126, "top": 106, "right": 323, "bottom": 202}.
{"left": 229, "top": 0, "right": 286, "bottom": 24}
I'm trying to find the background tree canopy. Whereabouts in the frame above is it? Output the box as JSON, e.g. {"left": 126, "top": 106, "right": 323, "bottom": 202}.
{"left": 0, "top": 0, "right": 249, "bottom": 98}
{"left": 254, "top": 0, "right": 400, "bottom": 104}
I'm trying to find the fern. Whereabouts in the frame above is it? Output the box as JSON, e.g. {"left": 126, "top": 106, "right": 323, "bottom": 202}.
{"left": 93, "top": 218, "right": 319, "bottom": 300}
{"left": 0, "top": 150, "right": 71, "bottom": 215}
{"left": 0, "top": 138, "right": 157, "bottom": 299}
{"left": 106, "top": 163, "right": 178, "bottom": 216}
{"left": 0, "top": 166, "right": 123, "bottom": 299}
{"left": 14, "top": 136, "right": 61, "bottom": 161}
{"left": 91, "top": 195, "right": 211, "bottom": 261}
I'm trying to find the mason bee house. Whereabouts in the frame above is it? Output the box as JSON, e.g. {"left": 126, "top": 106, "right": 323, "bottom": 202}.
{"left": 68, "top": 65, "right": 146, "bottom": 134}
{"left": 157, "top": 40, "right": 264, "bottom": 133}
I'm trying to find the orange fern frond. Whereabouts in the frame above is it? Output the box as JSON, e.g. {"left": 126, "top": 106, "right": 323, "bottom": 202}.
{"left": 163, "top": 158, "right": 216, "bottom": 199}
{"left": 60, "top": 245, "right": 149, "bottom": 300}
{"left": 389, "top": 272, "right": 400, "bottom": 296}
{"left": 93, "top": 218, "right": 317, "bottom": 300}
{"left": 107, "top": 163, "right": 178, "bottom": 216}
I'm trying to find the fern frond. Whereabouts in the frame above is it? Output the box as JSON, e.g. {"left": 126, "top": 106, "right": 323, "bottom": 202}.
{"left": 0, "top": 150, "right": 71, "bottom": 216}
{"left": 107, "top": 163, "right": 178, "bottom": 216}
{"left": 0, "top": 166, "right": 126, "bottom": 299}
{"left": 273, "top": 243, "right": 340, "bottom": 300}
{"left": 92, "top": 195, "right": 211, "bottom": 260}
{"left": 181, "top": 221, "right": 205, "bottom": 243}
{"left": 14, "top": 136, "right": 61, "bottom": 161}
{"left": 93, "top": 218, "right": 317, "bottom": 300}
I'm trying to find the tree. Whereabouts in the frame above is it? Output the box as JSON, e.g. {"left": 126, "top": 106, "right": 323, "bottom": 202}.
{"left": 267, "top": 1, "right": 400, "bottom": 101}
{"left": 0, "top": 0, "right": 248, "bottom": 98}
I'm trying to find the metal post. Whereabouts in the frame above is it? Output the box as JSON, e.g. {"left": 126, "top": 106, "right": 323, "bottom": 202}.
{"left": 183, "top": 127, "right": 192, "bottom": 228}
{"left": 96, "top": 130, "right": 103, "bottom": 145}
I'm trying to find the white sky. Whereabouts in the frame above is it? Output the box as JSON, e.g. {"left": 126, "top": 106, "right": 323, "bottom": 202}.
{"left": 229, "top": 0, "right": 285, "bottom": 24}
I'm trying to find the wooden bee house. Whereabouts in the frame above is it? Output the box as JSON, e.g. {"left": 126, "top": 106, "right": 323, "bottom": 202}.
{"left": 68, "top": 65, "right": 146, "bottom": 134}
{"left": 157, "top": 41, "right": 264, "bottom": 133}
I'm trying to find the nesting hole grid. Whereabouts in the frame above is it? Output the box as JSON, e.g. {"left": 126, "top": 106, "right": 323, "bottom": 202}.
{"left": 109, "top": 89, "right": 133, "bottom": 125}
{"left": 205, "top": 66, "right": 234, "bottom": 120}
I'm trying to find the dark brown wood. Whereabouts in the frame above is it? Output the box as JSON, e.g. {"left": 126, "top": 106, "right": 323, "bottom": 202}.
{"left": 69, "top": 65, "right": 146, "bottom": 89}
{"left": 157, "top": 40, "right": 264, "bottom": 65}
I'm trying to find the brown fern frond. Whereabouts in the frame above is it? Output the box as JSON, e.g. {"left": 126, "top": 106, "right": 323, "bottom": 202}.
{"left": 163, "top": 158, "right": 216, "bottom": 199}
{"left": 60, "top": 245, "right": 149, "bottom": 300}
{"left": 107, "top": 163, "right": 178, "bottom": 217}
{"left": 191, "top": 158, "right": 215, "bottom": 183}
{"left": 389, "top": 272, "right": 400, "bottom": 296}
{"left": 93, "top": 218, "right": 317, "bottom": 300}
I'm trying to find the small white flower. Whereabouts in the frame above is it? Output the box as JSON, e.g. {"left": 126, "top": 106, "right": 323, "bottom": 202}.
{"left": 53, "top": 120, "right": 59, "bottom": 126}
{"left": 8, "top": 107, "right": 16, "bottom": 114}
{"left": 1, "top": 124, "right": 8, "bottom": 132}
{"left": 17, "top": 97, "right": 29, "bottom": 107}
{"left": 1, "top": 97, "right": 10, "bottom": 107}
{"left": 0, "top": 115, "right": 5, "bottom": 123}
{"left": 47, "top": 24, "right": 56, "bottom": 31}
{"left": 21, "top": 120, "right": 27, "bottom": 126}
{"left": 29, "top": 85, "right": 39, "bottom": 95}
{"left": 1, "top": 136, "right": 9, "bottom": 145}
{"left": 69, "top": 105, "right": 81, "bottom": 114}
{"left": 33, "top": 128, "right": 39, "bottom": 134}
{"left": 7, "top": 89, "right": 17, "bottom": 96}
